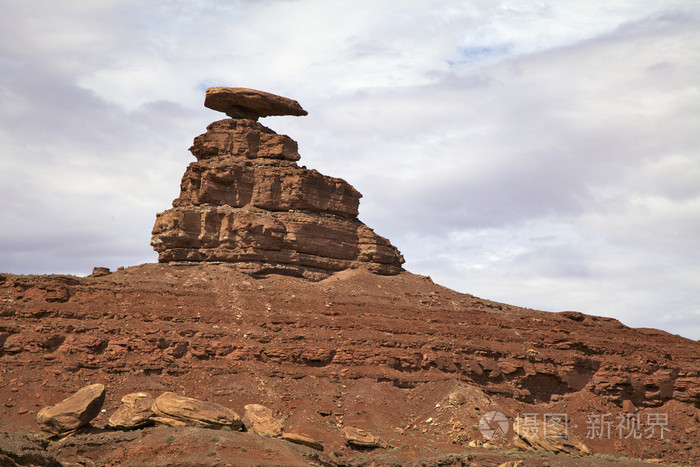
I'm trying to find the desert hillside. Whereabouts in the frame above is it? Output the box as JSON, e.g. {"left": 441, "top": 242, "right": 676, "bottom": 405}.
{"left": 1, "top": 263, "right": 698, "bottom": 465}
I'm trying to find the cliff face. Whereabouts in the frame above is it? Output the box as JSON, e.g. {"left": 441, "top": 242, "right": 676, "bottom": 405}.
{"left": 151, "top": 89, "right": 404, "bottom": 280}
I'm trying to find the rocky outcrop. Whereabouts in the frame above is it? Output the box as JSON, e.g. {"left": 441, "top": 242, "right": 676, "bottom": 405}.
{"left": 152, "top": 87, "right": 404, "bottom": 280}
{"left": 36, "top": 383, "right": 105, "bottom": 436}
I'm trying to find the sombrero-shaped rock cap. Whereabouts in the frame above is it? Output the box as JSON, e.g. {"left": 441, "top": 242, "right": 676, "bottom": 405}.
{"left": 204, "top": 87, "right": 308, "bottom": 120}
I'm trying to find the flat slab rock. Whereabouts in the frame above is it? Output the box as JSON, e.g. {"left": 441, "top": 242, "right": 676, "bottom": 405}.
{"left": 36, "top": 383, "right": 106, "bottom": 436}
{"left": 205, "top": 87, "right": 308, "bottom": 120}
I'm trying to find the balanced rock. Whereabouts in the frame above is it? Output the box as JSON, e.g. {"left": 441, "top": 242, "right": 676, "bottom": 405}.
{"left": 343, "top": 426, "right": 381, "bottom": 448}
{"left": 108, "top": 392, "right": 155, "bottom": 429}
{"left": 242, "top": 404, "right": 283, "bottom": 437}
{"left": 151, "top": 392, "right": 243, "bottom": 430}
{"left": 36, "top": 383, "right": 105, "bottom": 435}
{"left": 205, "top": 87, "right": 308, "bottom": 120}
{"left": 152, "top": 87, "right": 404, "bottom": 280}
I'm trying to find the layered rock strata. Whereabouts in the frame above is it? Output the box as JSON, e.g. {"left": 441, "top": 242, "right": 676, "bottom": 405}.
{"left": 152, "top": 88, "right": 404, "bottom": 279}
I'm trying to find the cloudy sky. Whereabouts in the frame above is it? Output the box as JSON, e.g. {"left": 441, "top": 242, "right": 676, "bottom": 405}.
{"left": 1, "top": 1, "right": 698, "bottom": 339}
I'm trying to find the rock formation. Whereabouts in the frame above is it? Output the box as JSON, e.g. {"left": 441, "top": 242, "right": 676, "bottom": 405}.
{"left": 151, "top": 87, "right": 404, "bottom": 280}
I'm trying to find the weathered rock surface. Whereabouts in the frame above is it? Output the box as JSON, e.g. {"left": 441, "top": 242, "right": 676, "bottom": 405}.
{"left": 151, "top": 392, "right": 243, "bottom": 430}
{"left": 204, "top": 87, "right": 308, "bottom": 120}
{"left": 108, "top": 392, "right": 155, "bottom": 429}
{"left": 36, "top": 383, "right": 105, "bottom": 435}
{"left": 513, "top": 416, "right": 590, "bottom": 456}
{"left": 152, "top": 89, "right": 404, "bottom": 279}
{"left": 242, "top": 403, "right": 283, "bottom": 437}
{"left": 343, "top": 426, "right": 381, "bottom": 448}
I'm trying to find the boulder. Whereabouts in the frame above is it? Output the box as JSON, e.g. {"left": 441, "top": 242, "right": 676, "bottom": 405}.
{"left": 151, "top": 392, "right": 243, "bottom": 430}
{"left": 343, "top": 426, "right": 381, "bottom": 448}
{"left": 108, "top": 392, "right": 155, "bottom": 429}
{"left": 36, "top": 383, "right": 105, "bottom": 435}
{"left": 204, "top": 87, "right": 308, "bottom": 120}
{"left": 512, "top": 416, "right": 590, "bottom": 456}
{"left": 242, "top": 404, "right": 283, "bottom": 437}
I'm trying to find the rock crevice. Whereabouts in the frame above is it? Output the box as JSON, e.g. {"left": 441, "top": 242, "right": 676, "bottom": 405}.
{"left": 151, "top": 88, "right": 404, "bottom": 279}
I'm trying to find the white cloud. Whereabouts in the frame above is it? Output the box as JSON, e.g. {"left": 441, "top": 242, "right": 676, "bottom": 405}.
{"left": 0, "top": 1, "right": 699, "bottom": 339}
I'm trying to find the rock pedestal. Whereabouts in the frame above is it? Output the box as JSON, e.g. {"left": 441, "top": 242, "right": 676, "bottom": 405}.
{"left": 151, "top": 87, "right": 404, "bottom": 280}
